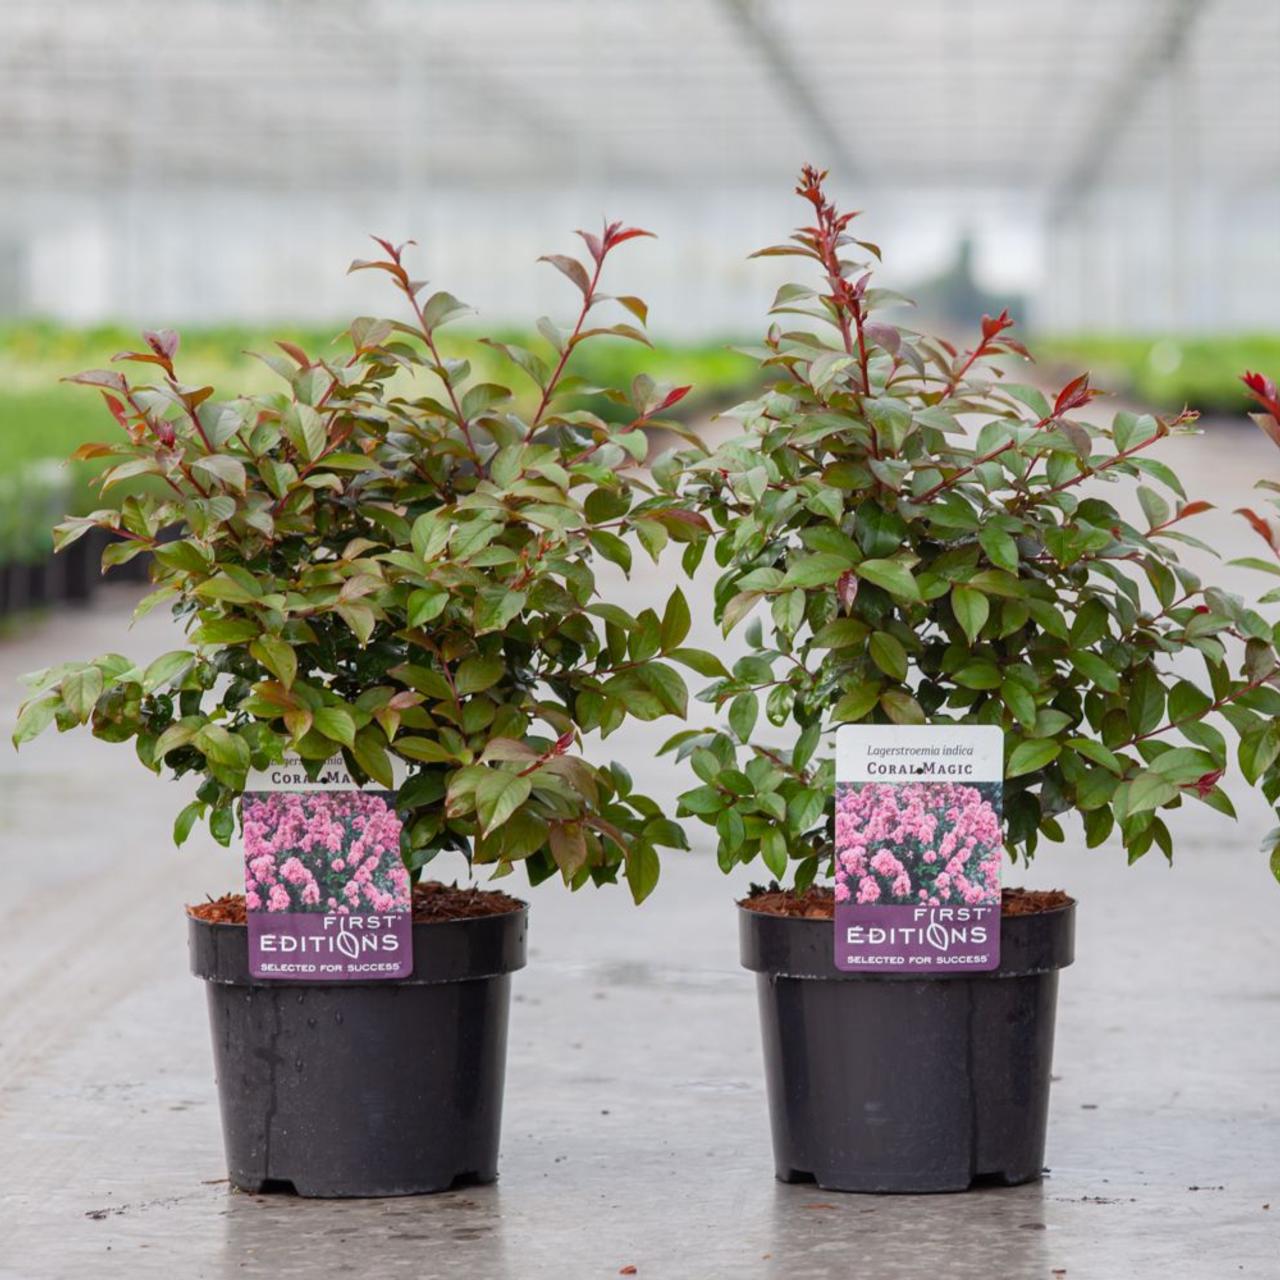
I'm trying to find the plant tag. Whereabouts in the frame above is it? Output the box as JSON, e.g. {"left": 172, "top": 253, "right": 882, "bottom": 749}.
{"left": 833, "top": 725, "right": 1003, "bottom": 974}
{"left": 243, "top": 753, "right": 412, "bottom": 982}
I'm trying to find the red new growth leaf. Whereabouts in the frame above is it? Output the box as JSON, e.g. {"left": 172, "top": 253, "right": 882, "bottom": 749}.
{"left": 1177, "top": 500, "right": 1213, "bottom": 519}
{"left": 1185, "top": 769, "right": 1224, "bottom": 798}
{"left": 576, "top": 229, "right": 604, "bottom": 264}
{"left": 837, "top": 569, "right": 860, "bottom": 613}
{"left": 64, "top": 369, "right": 128, "bottom": 393}
{"left": 657, "top": 385, "right": 692, "bottom": 413}
{"left": 276, "top": 340, "right": 311, "bottom": 368}
{"left": 143, "top": 329, "right": 179, "bottom": 361}
{"left": 603, "top": 223, "right": 655, "bottom": 252}
{"left": 1054, "top": 373, "right": 1096, "bottom": 417}
{"left": 1242, "top": 370, "right": 1278, "bottom": 407}
{"left": 1236, "top": 507, "right": 1280, "bottom": 554}
{"left": 653, "top": 507, "right": 711, "bottom": 533}
{"left": 1241, "top": 371, "right": 1280, "bottom": 447}
{"left": 980, "top": 309, "right": 1013, "bottom": 342}
{"left": 100, "top": 392, "right": 130, "bottom": 432}
{"left": 371, "top": 236, "right": 415, "bottom": 265}
{"left": 554, "top": 730, "right": 576, "bottom": 754}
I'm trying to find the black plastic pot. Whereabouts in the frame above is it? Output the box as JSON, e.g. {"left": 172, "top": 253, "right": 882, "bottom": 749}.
{"left": 59, "top": 529, "right": 105, "bottom": 605}
{"left": 740, "top": 898, "right": 1075, "bottom": 1193}
{"left": 24, "top": 560, "right": 50, "bottom": 609}
{"left": 189, "top": 906, "right": 527, "bottom": 1197}
{"left": 0, "top": 562, "right": 15, "bottom": 617}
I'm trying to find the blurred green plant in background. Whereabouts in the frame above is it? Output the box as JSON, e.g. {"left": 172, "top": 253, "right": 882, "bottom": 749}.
{"left": 0, "top": 322, "right": 756, "bottom": 488}
{"left": 1039, "top": 334, "right": 1280, "bottom": 416}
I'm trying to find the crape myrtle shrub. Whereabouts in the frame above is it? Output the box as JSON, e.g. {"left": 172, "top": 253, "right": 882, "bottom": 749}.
{"left": 14, "top": 224, "right": 719, "bottom": 903}
{"left": 664, "top": 166, "right": 1280, "bottom": 890}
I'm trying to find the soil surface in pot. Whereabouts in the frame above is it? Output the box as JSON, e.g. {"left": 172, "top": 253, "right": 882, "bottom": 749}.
{"left": 187, "top": 881, "right": 525, "bottom": 926}
{"left": 741, "top": 884, "right": 1073, "bottom": 919}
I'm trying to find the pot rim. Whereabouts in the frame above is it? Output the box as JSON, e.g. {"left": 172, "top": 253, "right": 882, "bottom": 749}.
{"left": 189, "top": 901, "right": 528, "bottom": 987}
{"left": 738, "top": 894, "right": 1075, "bottom": 981}
{"left": 736, "top": 893, "right": 1076, "bottom": 922}
{"left": 185, "top": 900, "right": 530, "bottom": 928}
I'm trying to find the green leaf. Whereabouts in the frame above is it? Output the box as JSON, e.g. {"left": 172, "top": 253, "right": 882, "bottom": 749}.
{"left": 209, "top": 805, "right": 236, "bottom": 846}
{"left": 869, "top": 631, "right": 908, "bottom": 681}
{"left": 1121, "top": 771, "right": 1180, "bottom": 818}
{"left": 660, "top": 588, "right": 691, "bottom": 652}
{"left": 729, "top": 691, "right": 758, "bottom": 743}
{"left": 192, "top": 453, "right": 247, "bottom": 492}
{"left": 411, "top": 512, "right": 450, "bottom": 561}
{"left": 173, "top": 801, "right": 204, "bottom": 847}
{"left": 950, "top": 585, "right": 989, "bottom": 646}
{"left": 589, "top": 529, "right": 632, "bottom": 573}
{"left": 143, "top": 650, "right": 195, "bottom": 692}
{"left": 721, "top": 591, "right": 761, "bottom": 633}
{"left": 475, "top": 588, "right": 527, "bottom": 635}
{"left": 195, "top": 574, "right": 258, "bottom": 605}
{"left": 679, "top": 785, "right": 726, "bottom": 816}
{"left": 625, "top": 843, "right": 660, "bottom": 904}
{"left": 192, "top": 618, "right": 260, "bottom": 646}
{"left": 880, "top": 688, "right": 925, "bottom": 725}
{"left": 978, "top": 526, "right": 1019, "bottom": 574}
{"left": 351, "top": 727, "right": 394, "bottom": 788}
{"left": 476, "top": 769, "right": 533, "bottom": 836}
{"left": 1068, "top": 737, "right": 1125, "bottom": 775}
{"left": 395, "top": 736, "right": 457, "bottom": 764}
{"left": 666, "top": 647, "right": 730, "bottom": 678}
{"left": 63, "top": 666, "right": 105, "bottom": 722}
{"left": 1001, "top": 676, "right": 1037, "bottom": 728}
{"left": 831, "top": 682, "right": 881, "bottom": 723}
{"left": 13, "top": 697, "right": 59, "bottom": 746}
{"left": 855, "top": 558, "right": 920, "bottom": 601}
{"left": 455, "top": 655, "right": 504, "bottom": 696}
{"left": 407, "top": 586, "right": 448, "bottom": 627}
{"left": 1128, "top": 666, "right": 1165, "bottom": 737}
{"left": 313, "top": 706, "right": 356, "bottom": 747}
{"left": 1137, "top": 485, "right": 1170, "bottom": 530}
{"left": 1168, "top": 680, "right": 1212, "bottom": 723}
{"left": 194, "top": 724, "right": 248, "bottom": 769}
{"left": 249, "top": 636, "right": 297, "bottom": 690}
{"left": 1071, "top": 651, "right": 1121, "bottom": 693}
{"left": 760, "top": 827, "right": 788, "bottom": 878}
{"left": 954, "top": 661, "right": 1002, "bottom": 690}
{"left": 782, "top": 553, "right": 852, "bottom": 589}
{"left": 1007, "top": 739, "right": 1061, "bottom": 777}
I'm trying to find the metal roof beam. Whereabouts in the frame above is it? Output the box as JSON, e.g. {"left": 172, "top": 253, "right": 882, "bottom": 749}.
{"left": 1047, "top": 0, "right": 1210, "bottom": 219}
{"left": 717, "top": 0, "right": 862, "bottom": 182}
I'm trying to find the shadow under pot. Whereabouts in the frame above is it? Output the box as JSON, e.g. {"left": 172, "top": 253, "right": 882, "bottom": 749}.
{"left": 739, "top": 896, "right": 1075, "bottom": 1193}
{"left": 188, "top": 905, "right": 527, "bottom": 1197}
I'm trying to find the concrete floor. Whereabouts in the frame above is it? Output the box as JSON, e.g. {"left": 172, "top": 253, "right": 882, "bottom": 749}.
{"left": 3, "top": 424, "right": 1280, "bottom": 1278}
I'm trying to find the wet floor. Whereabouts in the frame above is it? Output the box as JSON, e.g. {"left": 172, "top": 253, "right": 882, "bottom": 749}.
{"left": 2, "top": 422, "right": 1279, "bottom": 1278}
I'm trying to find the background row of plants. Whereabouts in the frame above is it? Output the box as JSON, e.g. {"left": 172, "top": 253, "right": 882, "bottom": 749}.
{"left": 5, "top": 324, "right": 1271, "bottom": 498}
{"left": 1039, "top": 334, "right": 1280, "bottom": 415}
{"left": 0, "top": 321, "right": 757, "bottom": 502}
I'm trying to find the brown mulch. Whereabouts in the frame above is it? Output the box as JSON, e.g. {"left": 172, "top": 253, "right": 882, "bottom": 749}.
{"left": 741, "top": 884, "right": 1073, "bottom": 919}
{"left": 187, "top": 881, "right": 525, "bottom": 926}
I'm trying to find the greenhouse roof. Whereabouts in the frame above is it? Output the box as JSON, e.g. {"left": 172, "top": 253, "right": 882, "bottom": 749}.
{"left": 3, "top": 0, "right": 1276, "bottom": 201}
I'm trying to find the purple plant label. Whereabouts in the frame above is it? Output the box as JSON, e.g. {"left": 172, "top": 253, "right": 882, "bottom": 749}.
{"left": 833, "top": 725, "right": 1004, "bottom": 975}
{"left": 243, "top": 754, "right": 412, "bottom": 982}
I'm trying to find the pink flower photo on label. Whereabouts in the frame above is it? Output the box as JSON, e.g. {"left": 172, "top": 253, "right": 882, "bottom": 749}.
{"left": 833, "top": 781, "right": 1002, "bottom": 908}
{"left": 242, "top": 791, "right": 410, "bottom": 915}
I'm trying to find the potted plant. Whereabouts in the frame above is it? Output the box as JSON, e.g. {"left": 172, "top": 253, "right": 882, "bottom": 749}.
{"left": 663, "top": 167, "right": 1280, "bottom": 1192}
{"left": 14, "top": 223, "right": 713, "bottom": 1196}
{"left": 0, "top": 460, "right": 72, "bottom": 616}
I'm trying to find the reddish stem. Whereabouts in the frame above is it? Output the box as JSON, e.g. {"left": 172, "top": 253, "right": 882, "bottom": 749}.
{"left": 530, "top": 254, "right": 607, "bottom": 432}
